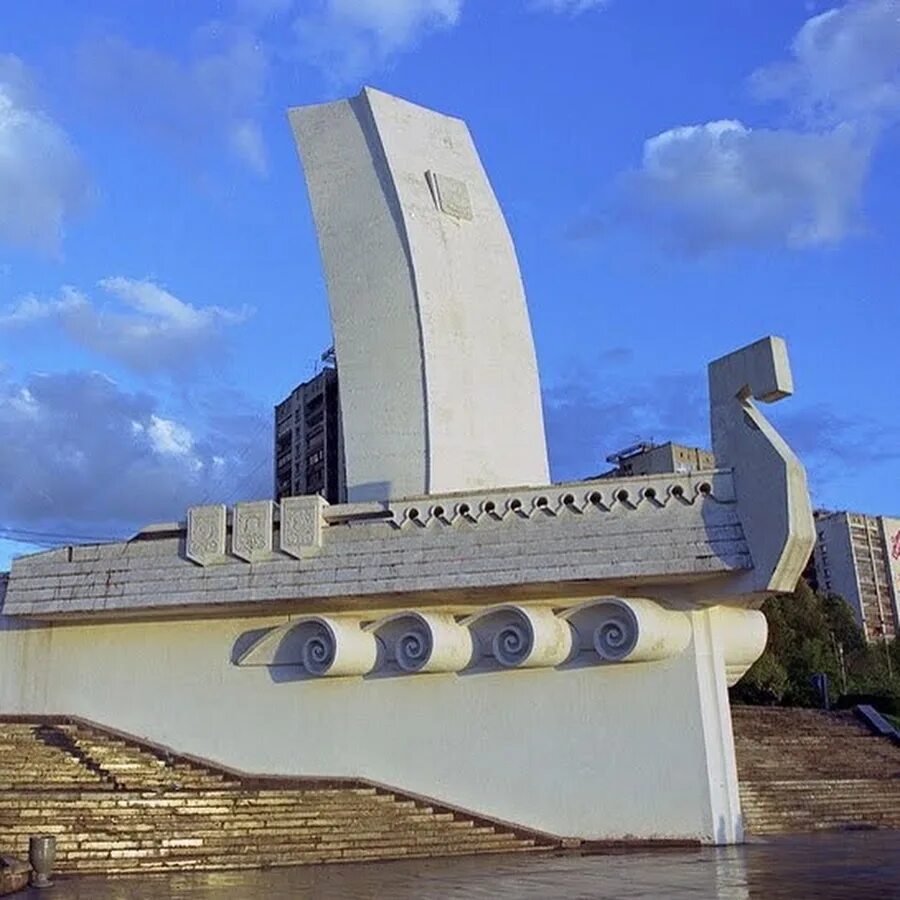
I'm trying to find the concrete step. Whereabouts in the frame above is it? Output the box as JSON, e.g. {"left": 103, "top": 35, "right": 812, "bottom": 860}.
{"left": 733, "top": 706, "right": 900, "bottom": 836}
{"left": 0, "top": 719, "right": 546, "bottom": 873}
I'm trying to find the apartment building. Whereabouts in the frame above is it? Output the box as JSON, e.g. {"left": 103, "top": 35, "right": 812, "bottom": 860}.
{"left": 600, "top": 442, "right": 716, "bottom": 478}
{"left": 274, "top": 365, "right": 346, "bottom": 505}
{"left": 813, "top": 511, "right": 900, "bottom": 642}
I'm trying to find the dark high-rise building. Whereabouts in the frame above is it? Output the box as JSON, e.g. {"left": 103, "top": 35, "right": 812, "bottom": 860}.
{"left": 274, "top": 365, "right": 346, "bottom": 504}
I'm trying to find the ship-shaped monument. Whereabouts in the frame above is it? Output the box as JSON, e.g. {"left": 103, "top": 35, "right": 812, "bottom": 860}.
{"left": 0, "top": 88, "right": 814, "bottom": 848}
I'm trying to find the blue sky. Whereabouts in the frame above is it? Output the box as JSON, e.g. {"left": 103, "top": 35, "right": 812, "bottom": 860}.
{"left": 0, "top": 0, "right": 898, "bottom": 568}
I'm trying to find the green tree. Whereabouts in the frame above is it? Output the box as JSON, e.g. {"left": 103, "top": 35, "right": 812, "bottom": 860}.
{"left": 730, "top": 579, "right": 900, "bottom": 708}
{"left": 732, "top": 651, "right": 789, "bottom": 705}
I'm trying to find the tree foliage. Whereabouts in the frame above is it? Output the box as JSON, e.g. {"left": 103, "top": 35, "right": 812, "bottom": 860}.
{"left": 731, "top": 579, "right": 900, "bottom": 709}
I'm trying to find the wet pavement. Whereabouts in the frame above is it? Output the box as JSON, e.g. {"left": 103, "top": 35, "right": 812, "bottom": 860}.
{"left": 18, "top": 831, "right": 900, "bottom": 899}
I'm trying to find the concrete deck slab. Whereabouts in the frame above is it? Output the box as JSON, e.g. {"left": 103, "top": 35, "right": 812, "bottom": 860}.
{"left": 19, "top": 831, "right": 900, "bottom": 899}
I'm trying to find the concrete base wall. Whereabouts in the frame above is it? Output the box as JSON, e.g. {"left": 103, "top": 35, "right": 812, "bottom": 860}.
{"left": 0, "top": 610, "right": 742, "bottom": 843}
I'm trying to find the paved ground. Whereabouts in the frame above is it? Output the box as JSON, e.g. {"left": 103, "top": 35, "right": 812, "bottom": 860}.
{"left": 17, "top": 831, "right": 900, "bottom": 899}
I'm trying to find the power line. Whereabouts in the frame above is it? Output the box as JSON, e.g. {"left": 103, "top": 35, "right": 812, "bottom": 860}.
{"left": 223, "top": 452, "right": 272, "bottom": 506}
{"left": 198, "top": 417, "right": 272, "bottom": 506}
{"left": 0, "top": 526, "right": 124, "bottom": 547}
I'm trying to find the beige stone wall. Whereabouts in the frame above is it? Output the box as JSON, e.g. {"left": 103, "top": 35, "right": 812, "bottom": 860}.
{"left": 0, "top": 607, "right": 749, "bottom": 843}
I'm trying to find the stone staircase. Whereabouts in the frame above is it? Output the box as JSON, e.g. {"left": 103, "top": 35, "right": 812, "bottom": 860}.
{"left": 732, "top": 705, "right": 900, "bottom": 834}
{"left": 0, "top": 718, "right": 552, "bottom": 874}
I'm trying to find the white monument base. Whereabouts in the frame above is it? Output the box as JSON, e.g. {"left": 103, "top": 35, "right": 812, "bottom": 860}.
{"left": 0, "top": 337, "right": 815, "bottom": 847}
{"left": 1, "top": 607, "right": 744, "bottom": 843}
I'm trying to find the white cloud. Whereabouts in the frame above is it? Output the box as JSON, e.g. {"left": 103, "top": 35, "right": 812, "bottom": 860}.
{"left": 0, "top": 291, "right": 82, "bottom": 327}
{"left": 76, "top": 0, "right": 613, "bottom": 100}
{"left": 0, "top": 370, "right": 271, "bottom": 533}
{"left": 293, "top": 0, "right": 463, "bottom": 80}
{"left": 228, "top": 119, "right": 268, "bottom": 174}
{"left": 611, "top": 0, "right": 900, "bottom": 253}
{"left": 0, "top": 54, "right": 90, "bottom": 254}
{"left": 530, "top": 0, "right": 609, "bottom": 14}
{"left": 291, "top": 0, "right": 613, "bottom": 78}
{"left": 619, "top": 119, "right": 871, "bottom": 252}
{"left": 147, "top": 415, "right": 196, "bottom": 458}
{"left": 0, "top": 277, "right": 252, "bottom": 376}
{"left": 752, "top": 0, "right": 900, "bottom": 126}
{"left": 77, "top": 28, "right": 270, "bottom": 175}
{"left": 8, "top": 387, "right": 39, "bottom": 420}
{"left": 234, "top": 0, "right": 295, "bottom": 22}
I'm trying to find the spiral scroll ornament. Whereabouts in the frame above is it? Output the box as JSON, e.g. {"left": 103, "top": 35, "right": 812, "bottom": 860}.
{"left": 563, "top": 598, "right": 691, "bottom": 666}
{"left": 592, "top": 607, "right": 639, "bottom": 662}
{"left": 301, "top": 621, "right": 338, "bottom": 675}
{"left": 371, "top": 612, "right": 474, "bottom": 674}
{"left": 467, "top": 605, "right": 573, "bottom": 669}
{"left": 396, "top": 624, "right": 431, "bottom": 672}
{"left": 279, "top": 616, "right": 378, "bottom": 677}
{"left": 492, "top": 617, "right": 533, "bottom": 667}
